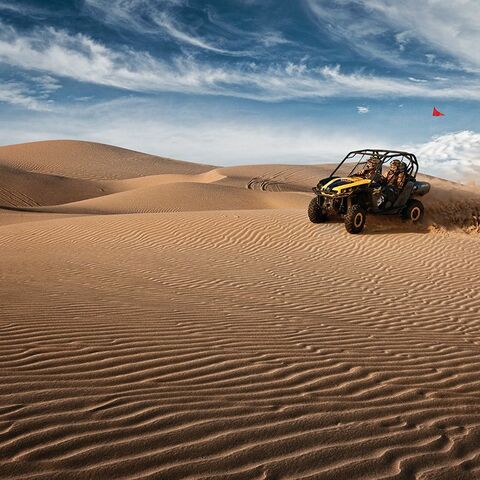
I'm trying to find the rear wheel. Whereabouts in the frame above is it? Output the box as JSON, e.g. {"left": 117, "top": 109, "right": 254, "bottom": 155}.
{"left": 308, "top": 197, "right": 327, "bottom": 223}
{"left": 345, "top": 204, "right": 366, "bottom": 234}
{"left": 403, "top": 199, "right": 424, "bottom": 223}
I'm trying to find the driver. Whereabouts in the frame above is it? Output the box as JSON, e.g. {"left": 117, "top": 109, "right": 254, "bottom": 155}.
{"left": 379, "top": 160, "right": 407, "bottom": 207}
{"left": 357, "top": 155, "right": 380, "bottom": 179}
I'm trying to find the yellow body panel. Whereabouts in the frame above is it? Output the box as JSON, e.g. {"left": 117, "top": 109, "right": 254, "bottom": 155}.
{"left": 322, "top": 176, "right": 372, "bottom": 193}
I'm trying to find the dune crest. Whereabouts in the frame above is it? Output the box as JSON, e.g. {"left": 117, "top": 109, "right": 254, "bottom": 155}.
{"left": 0, "top": 140, "right": 213, "bottom": 180}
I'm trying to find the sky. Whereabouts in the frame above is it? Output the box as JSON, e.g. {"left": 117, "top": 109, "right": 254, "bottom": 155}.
{"left": 0, "top": 0, "right": 479, "bottom": 179}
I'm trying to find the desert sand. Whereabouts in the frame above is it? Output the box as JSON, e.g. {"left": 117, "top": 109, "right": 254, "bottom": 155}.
{"left": 1, "top": 140, "right": 480, "bottom": 479}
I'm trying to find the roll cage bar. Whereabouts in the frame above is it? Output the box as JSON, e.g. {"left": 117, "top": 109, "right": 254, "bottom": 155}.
{"left": 330, "top": 149, "right": 419, "bottom": 178}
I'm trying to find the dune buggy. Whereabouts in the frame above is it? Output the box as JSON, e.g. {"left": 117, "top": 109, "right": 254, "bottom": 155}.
{"left": 308, "top": 149, "right": 431, "bottom": 234}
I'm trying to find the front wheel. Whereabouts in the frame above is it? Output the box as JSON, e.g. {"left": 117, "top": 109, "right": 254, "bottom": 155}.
{"left": 308, "top": 197, "right": 327, "bottom": 223}
{"left": 402, "top": 199, "right": 424, "bottom": 223}
{"left": 345, "top": 204, "right": 366, "bottom": 234}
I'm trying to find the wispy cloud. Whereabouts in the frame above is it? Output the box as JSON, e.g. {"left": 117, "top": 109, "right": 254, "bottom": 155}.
{"left": 305, "top": 0, "right": 480, "bottom": 72}
{"left": 203, "top": 5, "right": 293, "bottom": 51}
{"left": 408, "top": 77, "right": 428, "bottom": 83}
{"left": 0, "top": 81, "right": 52, "bottom": 111}
{"left": 259, "top": 31, "right": 292, "bottom": 48}
{"left": 84, "top": 0, "right": 291, "bottom": 58}
{"left": 84, "top": 0, "right": 239, "bottom": 54}
{"left": 32, "top": 75, "right": 62, "bottom": 97}
{"left": 362, "top": 0, "right": 480, "bottom": 70}
{"left": 395, "top": 31, "right": 411, "bottom": 52}
{"left": 357, "top": 106, "right": 369, "bottom": 114}
{"left": 151, "top": 12, "right": 233, "bottom": 54}
{"left": 0, "top": 1, "right": 45, "bottom": 16}
{"left": 1, "top": 23, "right": 480, "bottom": 103}
{"left": 83, "top": 0, "right": 182, "bottom": 31}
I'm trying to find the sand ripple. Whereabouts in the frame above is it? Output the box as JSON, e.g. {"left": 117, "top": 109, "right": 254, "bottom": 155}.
{"left": 1, "top": 210, "right": 480, "bottom": 479}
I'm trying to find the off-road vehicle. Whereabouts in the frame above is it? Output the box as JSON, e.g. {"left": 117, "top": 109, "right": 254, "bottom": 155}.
{"left": 308, "top": 149, "right": 430, "bottom": 234}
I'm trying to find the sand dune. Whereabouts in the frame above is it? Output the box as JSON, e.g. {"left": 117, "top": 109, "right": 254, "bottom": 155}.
{"left": 30, "top": 183, "right": 309, "bottom": 215}
{"left": 0, "top": 140, "right": 213, "bottom": 180}
{"left": 0, "top": 164, "right": 110, "bottom": 207}
{"left": 108, "top": 169, "right": 227, "bottom": 191}
{"left": 1, "top": 141, "right": 480, "bottom": 479}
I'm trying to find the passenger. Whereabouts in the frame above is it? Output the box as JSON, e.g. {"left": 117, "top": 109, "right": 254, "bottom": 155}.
{"left": 379, "top": 160, "right": 407, "bottom": 207}
{"left": 383, "top": 160, "right": 407, "bottom": 190}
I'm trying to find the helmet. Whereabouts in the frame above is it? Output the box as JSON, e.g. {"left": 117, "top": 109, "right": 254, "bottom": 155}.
{"left": 366, "top": 155, "right": 380, "bottom": 168}
{"left": 389, "top": 159, "right": 401, "bottom": 172}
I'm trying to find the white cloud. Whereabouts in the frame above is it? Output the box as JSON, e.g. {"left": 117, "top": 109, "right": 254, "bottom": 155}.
{"left": 410, "top": 130, "right": 480, "bottom": 180}
{"left": 357, "top": 106, "right": 369, "bottom": 114}
{"left": 151, "top": 12, "right": 233, "bottom": 54}
{"left": 0, "top": 1, "right": 45, "bottom": 16}
{"left": 83, "top": 0, "right": 183, "bottom": 31}
{"left": 260, "top": 31, "right": 292, "bottom": 48}
{"left": 32, "top": 75, "right": 62, "bottom": 96}
{"left": 1, "top": 23, "right": 480, "bottom": 103}
{"left": 0, "top": 24, "right": 201, "bottom": 92}
{"left": 306, "top": 0, "right": 480, "bottom": 71}
{"left": 314, "top": 64, "right": 479, "bottom": 99}
{"left": 362, "top": 0, "right": 480, "bottom": 70}
{"left": 395, "top": 31, "right": 410, "bottom": 52}
{"left": 408, "top": 77, "right": 427, "bottom": 83}
{"left": 84, "top": 0, "right": 286, "bottom": 55}
{"left": 84, "top": 0, "right": 237, "bottom": 54}
{"left": 285, "top": 62, "right": 307, "bottom": 75}
{"left": 0, "top": 81, "right": 52, "bottom": 111}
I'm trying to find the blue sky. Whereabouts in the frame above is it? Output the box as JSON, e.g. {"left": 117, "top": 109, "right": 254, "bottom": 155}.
{"left": 0, "top": 0, "right": 479, "bottom": 178}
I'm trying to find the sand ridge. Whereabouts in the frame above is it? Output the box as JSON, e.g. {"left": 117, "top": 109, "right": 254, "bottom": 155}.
{"left": 0, "top": 140, "right": 213, "bottom": 180}
{"left": 1, "top": 140, "right": 480, "bottom": 479}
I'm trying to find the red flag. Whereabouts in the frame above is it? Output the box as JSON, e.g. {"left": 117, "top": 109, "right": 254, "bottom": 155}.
{"left": 433, "top": 107, "right": 445, "bottom": 116}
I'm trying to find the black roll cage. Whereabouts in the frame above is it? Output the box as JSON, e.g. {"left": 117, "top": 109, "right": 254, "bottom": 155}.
{"left": 330, "top": 149, "right": 419, "bottom": 179}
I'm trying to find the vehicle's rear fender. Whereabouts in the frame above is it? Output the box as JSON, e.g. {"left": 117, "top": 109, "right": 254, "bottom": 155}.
{"left": 413, "top": 181, "right": 430, "bottom": 196}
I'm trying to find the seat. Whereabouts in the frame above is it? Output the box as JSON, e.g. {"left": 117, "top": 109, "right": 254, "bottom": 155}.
{"left": 393, "top": 180, "right": 415, "bottom": 208}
